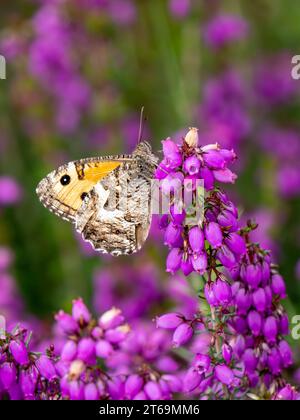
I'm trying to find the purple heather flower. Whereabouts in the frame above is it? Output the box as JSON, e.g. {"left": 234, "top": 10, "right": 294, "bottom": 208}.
{"left": 247, "top": 310, "right": 262, "bottom": 337}
{"left": 217, "top": 246, "right": 237, "bottom": 269}
{"left": 172, "top": 323, "right": 193, "bottom": 347}
{"left": 169, "top": 0, "right": 190, "bottom": 19}
{"left": 268, "top": 348, "right": 282, "bottom": 375}
{"left": 77, "top": 338, "right": 96, "bottom": 364}
{"left": 105, "top": 325, "right": 130, "bottom": 344}
{"left": 19, "top": 369, "right": 36, "bottom": 397}
{"left": 166, "top": 248, "right": 183, "bottom": 274}
{"left": 191, "top": 253, "right": 207, "bottom": 275}
{"left": 215, "top": 365, "right": 234, "bottom": 386}
{"left": 68, "top": 380, "right": 85, "bottom": 400}
{"left": 144, "top": 381, "right": 162, "bottom": 400}
{"left": 161, "top": 172, "right": 184, "bottom": 195}
{"left": 183, "top": 368, "right": 203, "bottom": 392}
{"left": 271, "top": 274, "right": 286, "bottom": 298}
{"left": 242, "top": 349, "right": 258, "bottom": 373}
{"left": 180, "top": 257, "right": 193, "bottom": 276}
{"left": 203, "top": 14, "right": 249, "bottom": 49}
{"left": 188, "top": 226, "right": 205, "bottom": 253}
{"left": 162, "top": 139, "right": 182, "bottom": 170}
{"left": 202, "top": 149, "right": 225, "bottom": 170}
{"left": 222, "top": 344, "right": 233, "bottom": 364}
{"left": 99, "top": 308, "right": 124, "bottom": 330}
{"left": 204, "top": 283, "right": 219, "bottom": 307}
{"left": 279, "top": 314, "right": 290, "bottom": 335}
{"left": 95, "top": 339, "right": 114, "bottom": 359}
{"left": 199, "top": 167, "right": 214, "bottom": 190}
{"left": 278, "top": 340, "right": 293, "bottom": 368}
{"left": 84, "top": 383, "right": 99, "bottom": 400}
{"left": 125, "top": 374, "right": 144, "bottom": 399}
{"left": 170, "top": 203, "right": 186, "bottom": 225}
{"left": 156, "top": 313, "right": 183, "bottom": 330}
{"left": 252, "top": 288, "right": 267, "bottom": 313}
{"left": 0, "top": 177, "right": 22, "bottom": 206}
{"left": 36, "top": 356, "right": 57, "bottom": 381}
{"left": 217, "top": 211, "right": 238, "bottom": 232}
{"left": 263, "top": 316, "right": 278, "bottom": 344}
{"left": 9, "top": 340, "right": 29, "bottom": 366}
{"left": 275, "top": 385, "right": 299, "bottom": 400}
{"left": 212, "top": 279, "right": 232, "bottom": 307}
{"left": 205, "top": 222, "right": 223, "bottom": 248}
{"left": 213, "top": 168, "right": 237, "bottom": 184}
{"left": 55, "top": 311, "right": 79, "bottom": 335}
{"left": 193, "top": 354, "right": 211, "bottom": 373}
{"left": 72, "top": 298, "right": 91, "bottom": 324}
{"left": 183, "top": 155, "right": 200, "bottom": 175}
{"left": 225, "top": 233, "right": 246, "bottom": 256}
{"left": 164, "top": 223, "right": 183, "bottom": 247}
{"left": 241, "top": 264, "right": 262, "bottom": 289}
{"left": 155, "top": 160, "right": 171, "bottom": 180}
{"left": 61, "top": 341, "right": 78, "bottom": 362}
{"left": 0, "top": 363, "right": 17, "bottom": 389}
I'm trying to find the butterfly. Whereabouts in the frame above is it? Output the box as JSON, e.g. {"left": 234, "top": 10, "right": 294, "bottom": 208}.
{"left": 36, "top": 142, "right": 158, "bottom": 256}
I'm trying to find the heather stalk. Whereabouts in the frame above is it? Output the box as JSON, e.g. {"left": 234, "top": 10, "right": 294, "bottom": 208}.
{"left": 155, "top": 128, "right": 298, "bottom": 400}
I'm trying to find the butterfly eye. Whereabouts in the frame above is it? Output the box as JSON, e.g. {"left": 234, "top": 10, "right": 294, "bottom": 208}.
{"left": 60, "top": 175, "right": 71, "bottom": 186}
{"left": 81, "top": 192, "right": 88, "bottom": 200}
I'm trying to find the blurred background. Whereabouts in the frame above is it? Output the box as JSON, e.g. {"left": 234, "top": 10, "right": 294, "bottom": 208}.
{"left": 0, "top": 0, "right": 299, "bottom": 372}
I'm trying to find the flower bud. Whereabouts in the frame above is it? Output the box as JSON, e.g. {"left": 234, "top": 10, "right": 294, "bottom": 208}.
{"left": 247, "top": 310, "right": 262, "bottom": 336}
{"left": 225, "top": 233, "right": 246, "bottom": 256}
{"left": 72, "top": 298, "right": 91, "bottom": 324}
{"left": 172, "top": 323, "right": 193, "bottom": 347}
{"left": 95, "top": 340, "right": 114, "bottom": 359}
{"left": 61, "top": 341, "right": 77, "bottom": 362}
{"left": 55, "top": 310, "right": 79, "bottom": 335}
{"left": 271, "top": 274, "right": 286, "bottom": 298}
{"left": 99, "top": 308, "right": 124, "bottom": 330}
{"left": 252, "top": 288, "right": 267, "bottom": 313}
{"left": 183, "top": 368, "right": 202, "bottom": 392}
{"left": 184, "top": 127, "right": 199, "bottom": 148}
{"left": 84, "top": 383, "right": 99, "bottom": 400}
{"left": 77, "top": 338, "right": 96, "bottom": 364}
{"left": 278, "top": 340, "right": 293, "bottom": 368}
{"left": 156, "top": 313, "right": 183, "bottom": 329}
{"left": 166, "top": 248, "right": 182, "bottom": 274}
{"left": 215, "top": 365, "right": 234, "bottom": 386}
{"left": 213, "top": 168, "right": 237, "bottom": 184}
{"left": 125, "top": 374, "right": 144, "bottom": 398}
{"left": 188, "top": 226, "right": 204, "bottom": 253}
{"left": 205, "top": 222, "right": 223, "bottom": 248}
{"left": 9, "top": 340, "right": 29, "bottom": 366}
{"left": 263, "top": 316, "right": 278, "bottom": 344}
{"left": 212, "top": 279, "right": 232, "bottom": 307}
{"left": 222, "top": 344, "right": 232, "bottom": 364}
{"left": 144, "top": 381, "right": 162, "bottom": 400}
{"left": 191, "top": 253, "right": 207, "bottom": 275}
{"left": 36, "top": 356, "right": 57, "bottom": 381}
{"left": 0, "top": 363, "right": 16, "bottom": 389}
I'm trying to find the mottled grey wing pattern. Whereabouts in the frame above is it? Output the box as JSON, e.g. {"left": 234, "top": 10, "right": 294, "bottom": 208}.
{"left": 75, "top": 142, "right": 158, "bottom": 256}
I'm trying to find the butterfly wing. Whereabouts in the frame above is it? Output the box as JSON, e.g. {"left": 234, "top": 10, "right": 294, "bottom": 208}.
{"left": 36, "top": 156, "right": 130, "bottom": 222}
{"left": 36, "top": 142, "right": 158, "bottom": 255}
{"left": 76, "top": 142, "right": 158, "bottom": 255}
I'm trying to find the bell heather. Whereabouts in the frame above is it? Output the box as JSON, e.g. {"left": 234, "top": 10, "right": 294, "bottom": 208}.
{"left": 155, "top": 128, "right": 296, "bottom": 400}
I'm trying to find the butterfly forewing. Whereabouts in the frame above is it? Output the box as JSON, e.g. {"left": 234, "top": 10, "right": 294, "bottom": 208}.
{"left": 36, "top": 142, "right": 158, "bottom": 255}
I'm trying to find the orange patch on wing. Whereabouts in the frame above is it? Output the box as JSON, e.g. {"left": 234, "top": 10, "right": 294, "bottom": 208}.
{"left": 83, "top": 161, "right": 121, "bottom": 181}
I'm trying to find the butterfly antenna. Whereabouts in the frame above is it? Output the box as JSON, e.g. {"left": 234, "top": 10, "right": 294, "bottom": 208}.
{"left": 138, "top": 106, "right": 146, "bottom": 144}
